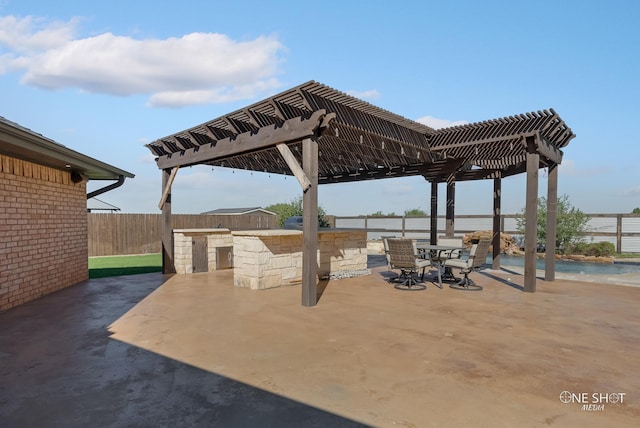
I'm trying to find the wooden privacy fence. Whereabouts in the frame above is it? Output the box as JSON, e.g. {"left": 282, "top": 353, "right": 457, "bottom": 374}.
{"left": 88, "top": 213, "right": 276, "bottom": 256}
{"left": 335, "top": 213, "right": 640, "bottom": 253}
{"left": 89, "top": 213, "right": 640, "bottom": 256}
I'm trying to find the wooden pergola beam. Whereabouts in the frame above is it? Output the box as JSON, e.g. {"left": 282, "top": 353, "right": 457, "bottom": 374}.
{"left": 537, "top": 138, "right": 563, "bottom": 165}
{"left": 522, "top": 131, "right": 563, "bottom": 165}
{"left": 156, "top": 110, "right": 328, "bottom": 169}
{"left": 158, "top": 166, "right": 179, "bottom": 210}
{"left": 276, "top": 143, "right": 311, "bottom": 191}
{"left": 431, "top": 134, "right": 522, "bottom": 152}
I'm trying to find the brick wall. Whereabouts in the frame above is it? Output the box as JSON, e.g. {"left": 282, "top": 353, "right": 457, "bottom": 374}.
{"left": 0, "top": 155, "right": 88, "bottom": 312}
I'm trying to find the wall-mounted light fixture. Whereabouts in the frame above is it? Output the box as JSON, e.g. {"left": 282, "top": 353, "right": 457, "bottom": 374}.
{"left": 70, "top": 170, "right": 85, "bottom": 183}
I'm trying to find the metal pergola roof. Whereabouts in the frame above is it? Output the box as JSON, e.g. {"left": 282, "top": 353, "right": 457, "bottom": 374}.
{"left": 146, "top": 80, "right": 575, "bottom": 184}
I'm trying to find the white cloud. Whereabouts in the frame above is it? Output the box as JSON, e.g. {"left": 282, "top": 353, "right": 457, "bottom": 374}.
{"left": 346, "top": 89, "right": 380, "bottom": 100}
{"left": 415, "top": 115, "right": 468, "bottom": 129}
{"left": 559, "top": 159, "right": 612, "bottom": 177}
{"left": 141, "top": 153, "right": 157, "bottom": 164}
{"left": 620, "top": 185, "right": 640, "bottom": 197}
{"left": 0, "top": 15, "right": 79, "bottom": 52}
{"left": 0, "top": 15, "right": 285, "bottom": 107}
{"left": 148, "top": 78, "right": 281, "bottom": 108}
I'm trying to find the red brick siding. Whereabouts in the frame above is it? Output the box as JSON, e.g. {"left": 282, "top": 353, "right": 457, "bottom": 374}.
{"left": 0, "top": 155, "right": 88, "bottom": 312}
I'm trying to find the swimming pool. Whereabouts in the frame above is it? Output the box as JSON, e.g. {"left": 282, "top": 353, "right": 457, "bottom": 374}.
{"left": 494, "top": 255, "right": 640, "bottom": 275}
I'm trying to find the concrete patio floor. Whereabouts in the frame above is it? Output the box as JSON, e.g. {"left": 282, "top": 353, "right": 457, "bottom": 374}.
{"left": 1, "top": 258, "right": 638, "bottom": 427}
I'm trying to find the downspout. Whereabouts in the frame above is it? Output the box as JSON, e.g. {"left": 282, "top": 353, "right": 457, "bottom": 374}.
{"left": 87, "top": 175, "right": 126, "bottom": 199}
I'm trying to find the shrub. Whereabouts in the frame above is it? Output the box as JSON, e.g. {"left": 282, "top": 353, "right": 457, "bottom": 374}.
{"left": 566, "top": 241, "right": 615, "bottom": 257}
{"left": 590, "top": 241, "right": 615, "bottom": 257}
{"left": 515, "top": 194, "right": 590, "bottom": 254}
{"left": 567, "top": 242, "right": 588, "bottom": 255}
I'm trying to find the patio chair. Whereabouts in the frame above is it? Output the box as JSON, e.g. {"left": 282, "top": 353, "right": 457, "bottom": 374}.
{"left": 381, "top": 235, "right": 397, "bottom": 271}
{"left": 386, "top": 238, "right": 430, "bottom": 290}
{"left": 436, "top": 237, "right": 463, "bottom": 260}
{"left": 443, "top": 238, "right": 491, "bottom": 291}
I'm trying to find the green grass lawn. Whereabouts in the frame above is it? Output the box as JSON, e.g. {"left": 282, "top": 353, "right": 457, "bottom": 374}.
{"left": 89, "top": 253, "right": 162, "bottom": 278}
{"left": 615, "top": 253, "right": 640, "bottom": 259}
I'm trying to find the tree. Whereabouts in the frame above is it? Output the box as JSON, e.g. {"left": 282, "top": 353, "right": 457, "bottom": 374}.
{"left": 404, "top": 208, "right": 427, "bottom": 216}
{"left": 265, "top": 197, "right": 330, "bottom": 228}
{"left": 370, "top": 211, "right": 396, "bottom": 217}
{"left": 632, "top": 208, "right": 640, "bottom": 214}
{"left": 515, "top": 194, "right": 590, "bottom": 253}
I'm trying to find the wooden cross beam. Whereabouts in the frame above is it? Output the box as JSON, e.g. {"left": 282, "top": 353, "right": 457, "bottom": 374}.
{"left": 521, "top": 131, "right": 563, "bottom": 165}
{"left": 155, "top": 109, "right": 330, "bottom": 170}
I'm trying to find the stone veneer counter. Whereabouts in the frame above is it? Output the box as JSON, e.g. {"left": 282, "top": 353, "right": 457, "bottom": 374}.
{"left": 232, "top": 229, "right": 368, "bottom": 290}
{"left": 173, "top": 228, "right": 232, "bottom": 274}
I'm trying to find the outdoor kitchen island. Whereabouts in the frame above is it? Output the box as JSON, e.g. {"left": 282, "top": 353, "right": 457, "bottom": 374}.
{"left": 231, "top": 229, "right": 368, "bottom": 290}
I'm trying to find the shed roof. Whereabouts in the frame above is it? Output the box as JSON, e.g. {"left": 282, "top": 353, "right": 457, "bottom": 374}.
{"left": 0, "top": 116, "right": 134, "bottom": 181}
{"left": 146, "top": 81, "right": 574, "bottom": 183}
{"left": 201, "top": 207, "right": 276, "bottom": 215}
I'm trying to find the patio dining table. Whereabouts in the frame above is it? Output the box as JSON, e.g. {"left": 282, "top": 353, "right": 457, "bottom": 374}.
{"left": 416, "top": 243, "right": 465, "bottom": 288}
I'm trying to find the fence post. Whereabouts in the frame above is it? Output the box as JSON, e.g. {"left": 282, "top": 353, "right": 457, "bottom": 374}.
{"left": 617, "top": 214, "right": 622, "bottom": 253}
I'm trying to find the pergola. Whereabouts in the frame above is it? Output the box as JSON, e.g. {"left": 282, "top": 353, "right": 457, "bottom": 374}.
{"left": 146, "top": 81, "right": 575, "bottom": 306}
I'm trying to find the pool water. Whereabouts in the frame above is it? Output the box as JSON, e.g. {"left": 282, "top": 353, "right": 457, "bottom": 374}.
{"left": 493, "top": 255, "right": 640, "bottom": 275}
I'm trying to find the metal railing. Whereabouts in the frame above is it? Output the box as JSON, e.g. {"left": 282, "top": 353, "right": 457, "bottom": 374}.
{"left": 334, "top": 214, "right": 640, "bottom": 253}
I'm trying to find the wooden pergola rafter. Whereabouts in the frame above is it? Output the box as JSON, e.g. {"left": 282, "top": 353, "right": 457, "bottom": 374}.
{"left": 146, "top": 81, "right": 575, "bottom": 306}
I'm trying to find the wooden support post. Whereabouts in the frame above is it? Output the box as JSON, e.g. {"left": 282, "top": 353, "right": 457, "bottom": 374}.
{"left": 445, "top": 176, "right": 455, "bottom": 238}
{"left": 492, "top": 177, "right": 502, "bottom": 270}
{"left": 524, "top": 136, "right": 539, "bottom": 292}
{"left": 302, "top": 138, "right": 318, "bottom": 307}
{"left": 545, "top": 164, "right": 558, "bottom": 281}
{"left": 161, "top": 168, "right": 175, "bottom": 274}
{"left": 430, "top": 181, "right": 438, "bottom": 245}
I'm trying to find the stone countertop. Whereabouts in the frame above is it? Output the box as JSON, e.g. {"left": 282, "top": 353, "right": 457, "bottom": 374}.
{"left": 232, "top": 229, "right": 301, "bottom": 237}
{"left": 231, "top": 228, "right": 365, "bottom": 237}
{"left": 173, "top": 228, "right": 230, "bottom": 233}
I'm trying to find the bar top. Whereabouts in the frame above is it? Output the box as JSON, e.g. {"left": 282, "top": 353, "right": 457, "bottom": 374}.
{"left": 231, "top": 228, "right": 365, "bottom": 237}
{"left": 232, "top": 229, "right": 301, "bottom": 237}
{"left": 173, "top": 228, "right": 230, "bottom": 234}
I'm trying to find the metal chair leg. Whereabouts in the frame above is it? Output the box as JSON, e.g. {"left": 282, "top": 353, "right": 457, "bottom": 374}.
{"left": 394, "top": 268, "right": 426, "bottom": 290}
{"left": 449, "top": 271, "right": 483, "bottom": 291}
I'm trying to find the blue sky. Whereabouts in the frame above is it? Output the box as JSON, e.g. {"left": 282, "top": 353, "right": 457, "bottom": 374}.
{"left": 1, "top": 0, "right": 639, "bottom": 215}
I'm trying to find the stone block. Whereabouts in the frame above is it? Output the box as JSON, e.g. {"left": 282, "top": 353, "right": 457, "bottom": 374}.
{"left": 259, "top": 275, "right": 283, "bottom": 289}
{"left": 268, "top": 255, "right": 293, "bottom": 269}
{"left": 234, "top": 275, "right": 258, "bottom": 289}
{"left": 233, "top": 237, "right": 264, "bottom": 253}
